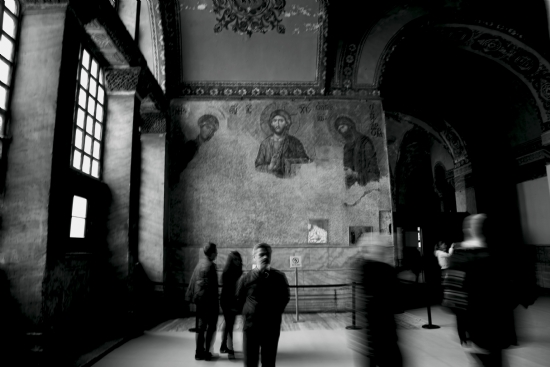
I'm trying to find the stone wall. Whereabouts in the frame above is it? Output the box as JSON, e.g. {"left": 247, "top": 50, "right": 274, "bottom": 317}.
{"left": 0, "top": 6, "right": 66, "bottom": 327}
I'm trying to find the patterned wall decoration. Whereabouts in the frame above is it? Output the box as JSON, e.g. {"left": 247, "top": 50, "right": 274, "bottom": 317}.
{"left": 84, "top": 19, "right": 128, "bottom": 67}
{"left": 105, "top": 67, "right": 141, "bottom": 92}
{"left": 169, "top": 99, "right": 392, "bottom": 248}
{"left": 146, "top": 0, "right": 166, "bottom": 91}
{"left": 439, "top": 122, "right": 469, "bottom": 167}
{"left": 330, "top": 42, "right": 381, "bottom": 98}
{"left": 212, "top": 0, "right": 287, "bottom": 37}
{"left": 156, "top": 0, "right": 328, "bottom": 97}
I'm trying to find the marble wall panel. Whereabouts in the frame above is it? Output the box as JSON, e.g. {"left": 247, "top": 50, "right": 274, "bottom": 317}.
{"left": 307, "top": 247, "right": 331, "bottom": 270}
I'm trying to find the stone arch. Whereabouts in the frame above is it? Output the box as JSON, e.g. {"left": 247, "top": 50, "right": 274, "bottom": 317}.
{"left": 371, "top": 17, "right": 550, "bottom": 131}
{"left": 386, "top": 112, "right": 469, "bottom": 167}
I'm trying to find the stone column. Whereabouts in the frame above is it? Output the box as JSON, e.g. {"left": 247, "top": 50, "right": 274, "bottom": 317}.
{"left": 543, "top": 131, "right": 550, "bottom": 198}
{"left": 103, "top": 66, "right": 144, "bottom": 326}
{"left": 454, "top": 162, "right": 477, "bottom": 214}
{"left": 138, "top": 99, "right": 166, "bottom": 284}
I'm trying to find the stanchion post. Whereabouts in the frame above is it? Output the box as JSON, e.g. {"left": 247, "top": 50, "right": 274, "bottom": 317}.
{"left": 419, "top": 227, "right": 440, "bottom": 330}
{"left": 346, "top": 282, "right": 362, "bottom": 330}
{"left": 295, "top": 267, "right": 299, "bottom": 322}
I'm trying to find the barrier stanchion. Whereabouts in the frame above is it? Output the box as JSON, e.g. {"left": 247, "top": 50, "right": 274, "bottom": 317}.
{"left": 346, "top": 282, "right": 362, "bottom": 330}
{"left": 294, "top": 267, "right": 301, "bottom": 323}
{"left": 419, "top": 228, "right": 440, "bottom": 330}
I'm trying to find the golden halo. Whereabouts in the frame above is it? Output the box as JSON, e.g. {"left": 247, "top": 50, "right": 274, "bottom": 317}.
{"left": 327, "top": 114, "right": 355, "bottom": 144}
{"left": 259, "top": 102, "right": 301, "bottom": 138}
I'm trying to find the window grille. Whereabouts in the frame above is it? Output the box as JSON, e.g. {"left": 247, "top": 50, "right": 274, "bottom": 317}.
{"left": 71, "top": 47, "right": 106, "bottom": 179}
{"left": 0, "top": 0, "right": 20, "bottom": 136}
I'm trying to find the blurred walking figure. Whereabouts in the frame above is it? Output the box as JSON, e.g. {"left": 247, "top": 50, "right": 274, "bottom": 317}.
{"left": 236, "top": 243, "right": 290, "bottom": 367}
{"left": 442, "top": 214, "right": 516, "bottom": 366}
{"left": 220, "top": 251, "right": 243, "bottom": 359}
{"left": 351, "top": 234, "right": 403, "bottom": 367}
{"left": 434, "top": 241, "right": 451, "bottom": 270}
{"left": 185, "top": 242, "right": 219, "bottom": 361}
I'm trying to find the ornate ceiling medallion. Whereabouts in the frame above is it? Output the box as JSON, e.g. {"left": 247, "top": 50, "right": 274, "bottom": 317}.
{"left": 212, "top": 0, "right": 286, "bottom": 37}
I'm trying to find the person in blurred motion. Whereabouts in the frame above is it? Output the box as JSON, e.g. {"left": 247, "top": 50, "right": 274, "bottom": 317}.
{"left": 185, "top": 242, "right": 219, "bottom": 361}
{"left": 443, "top": 214, "right": 516, "bottom": 366}
{"left": 434, "top": 241, "right": 451, "bottom": 270}
{"left": 220, "top": 251, "right": 243, "bottom": 359}
{"left": 351, "top": 233, "right": 403, "bottom": 367}
{"left": 236, "top": 243, "right": 290, "bottom": 367}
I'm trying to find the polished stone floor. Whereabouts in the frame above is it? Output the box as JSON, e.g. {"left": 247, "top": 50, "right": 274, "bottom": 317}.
{"left": 90, "top": 296, "right": 550, "bottom": 367}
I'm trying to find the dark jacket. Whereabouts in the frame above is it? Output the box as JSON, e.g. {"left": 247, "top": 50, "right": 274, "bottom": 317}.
{"left": 447, "top": 246, "right": 516, "bottom": 350}
{"left": 220, "top": 267, "right": 242, "bottom": 312}
{"left": 185, "top": 256, "right": 219, "bottom": 308}
{"left": 235, "top": 268, "right": 290, "bottom": 330}
{"left": 353, "top": 258, "right": 399, "bottom": 357}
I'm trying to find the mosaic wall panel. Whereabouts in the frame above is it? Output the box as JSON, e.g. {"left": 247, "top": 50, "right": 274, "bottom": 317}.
{"left": 169, "top": 99, "right": 391, "bottom": 250}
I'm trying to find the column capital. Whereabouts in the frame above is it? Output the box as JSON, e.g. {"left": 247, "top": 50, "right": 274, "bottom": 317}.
{"left": 105, "top": 67, "right": 142, "bottom": 93}
{"left": 140, "top": 99, "right": 166, "bottom": 134}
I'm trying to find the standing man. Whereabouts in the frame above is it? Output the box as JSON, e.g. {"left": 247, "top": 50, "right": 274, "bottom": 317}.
{"left": 185, "top": 242, "right": 220, "bottom": 361}
{"left": 255, "top": 109, "right": 310, "bottom": 178}
{"left": 236, "top": 243, "right": 290, "bottom": 367}
{"left": 334, "top": 116, "right": 380, "bottom": 188}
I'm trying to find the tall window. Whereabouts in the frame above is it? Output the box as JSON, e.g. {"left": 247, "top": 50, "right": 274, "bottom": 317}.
{"left": 71, "top": 48, "right": 106, "bottom": 178}
{"left": 0, "top": 0, "right": 20, "bottom": 136}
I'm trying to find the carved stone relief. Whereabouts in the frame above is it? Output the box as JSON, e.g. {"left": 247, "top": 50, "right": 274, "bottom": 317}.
{"left": 212, "top": 0, "right": 287, "bottom": 37}
{"left": 104, "top": 68, "right": 141, "bottom": 92}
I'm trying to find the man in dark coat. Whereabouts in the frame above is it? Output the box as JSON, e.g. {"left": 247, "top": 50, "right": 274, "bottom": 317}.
{"left": 335, "top": 116, "right": 380, "bottom": 188}
{"left": 185, "top": 242, "right": 219, "bottom": 361}
{"left": 236, "top": 243, "right": 290, "bottom": 367}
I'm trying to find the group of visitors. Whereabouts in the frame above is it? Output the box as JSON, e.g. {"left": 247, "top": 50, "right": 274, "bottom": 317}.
{"left": 185, "top": 242, "right": 290, "bottom": 366}
{"left": 185, "top": 213, "right": 533, "bottom": 367}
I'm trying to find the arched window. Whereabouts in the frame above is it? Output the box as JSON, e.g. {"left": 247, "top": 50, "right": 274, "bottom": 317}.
{"left": 0, "top": 0, "right": 20, "bottom": 136}
{"left": 71, "top": 47, "right": 106, "bottom": 179}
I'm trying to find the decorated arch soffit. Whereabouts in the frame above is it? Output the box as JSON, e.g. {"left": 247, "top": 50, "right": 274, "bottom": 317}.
{"left": 386, "top": 112, "right": 468, "bottom": 167}
{"left": 147, "top": 0, "right": 168, "bottom": 92}
{"left": 344, "top": 13, "right": 550, "bottom": 131}
{"left": 155, "top": 0, "right": 328, "bottom": 98}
